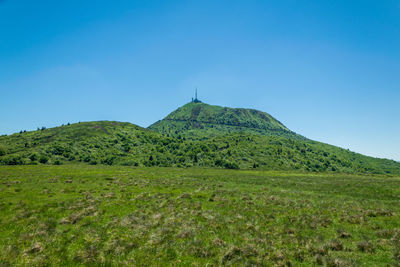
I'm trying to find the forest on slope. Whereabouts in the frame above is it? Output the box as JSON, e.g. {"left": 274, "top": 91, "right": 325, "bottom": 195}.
{"left": 0, "top": 119, "right": 399, "bottom": 175}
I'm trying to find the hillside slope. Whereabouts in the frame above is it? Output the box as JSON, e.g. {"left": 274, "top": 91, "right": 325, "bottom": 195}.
{"left": 1, "top": 121, "right": 400, "bottom": 175}
{"left": 0, "top": 121, "right": 162, "bottom": 166}
{"left": 149, "top": 102, "right": 304, "bottom": 139}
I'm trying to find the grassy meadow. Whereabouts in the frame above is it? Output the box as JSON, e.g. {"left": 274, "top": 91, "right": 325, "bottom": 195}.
{"left": 1, "top": 165, "right": 400, "bottom": 266}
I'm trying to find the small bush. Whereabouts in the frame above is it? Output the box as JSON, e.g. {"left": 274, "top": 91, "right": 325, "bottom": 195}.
{"left": 102, "top": 156, "right": 115, "bottom": 166}
{"left": 215, "top": 159, "right": 239, "bottom": 169}
{"left": 39, "top": 155, "right": 49, "bottom": 164}
{"left": 223, "top": 161, "right": 239, "bottom": 169}
{"left": 3, "top": 155, "right": 24, "bottom": 165}
{"left": 29, "top": 153, "right": 38, "bottom": 162}
{"left": 0, "top": 147, "right": 6, "bottom": 156}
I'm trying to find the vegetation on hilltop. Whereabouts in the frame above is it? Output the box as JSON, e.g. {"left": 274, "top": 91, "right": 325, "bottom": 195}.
{"left": 0, "top": 121, "right": 399, "bottom": 175}
{"left": 149, "top": 102, "right": 303, "bottom": 139}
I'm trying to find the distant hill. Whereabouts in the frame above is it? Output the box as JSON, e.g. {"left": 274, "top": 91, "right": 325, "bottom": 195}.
{"left": 0, "top": 121, "right": 160, "bottom": 166}
{"left": 1, "top": 118, "right": 400, "bottom": 175}
{"left": 149, "top": 102, "right": 304, "bottom": 139}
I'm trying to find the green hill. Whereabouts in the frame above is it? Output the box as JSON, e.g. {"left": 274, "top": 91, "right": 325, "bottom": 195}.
{"left": 149, "top": 102, "right": 303, "bottom": 139}
{"left": 0, "top": 121, "right": 162, "bottom": 166}
{"left": 1, "top": 119, "right": 400, "bottom": 175}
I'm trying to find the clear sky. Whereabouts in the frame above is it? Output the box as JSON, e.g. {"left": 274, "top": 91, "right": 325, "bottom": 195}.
{"left": 1, "top": 0, "right": 399, "bottom": 161}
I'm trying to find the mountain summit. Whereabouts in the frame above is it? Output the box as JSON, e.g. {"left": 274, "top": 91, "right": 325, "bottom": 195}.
{"left": 148, "top": 102, "right": 302, "bottom": 139}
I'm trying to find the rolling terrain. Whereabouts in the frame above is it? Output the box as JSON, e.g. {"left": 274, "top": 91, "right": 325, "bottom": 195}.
{"left": 0, "top": 102, "right": 400, "bottom": 175}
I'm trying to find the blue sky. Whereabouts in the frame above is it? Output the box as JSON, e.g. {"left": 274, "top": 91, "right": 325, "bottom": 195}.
{"left": 1, "top": 0, "right": 399, "bottom": 160}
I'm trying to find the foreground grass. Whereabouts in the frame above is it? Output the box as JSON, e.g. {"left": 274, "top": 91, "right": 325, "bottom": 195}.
{"left": 0, "top": 166, "right": 400, "bottom": 266}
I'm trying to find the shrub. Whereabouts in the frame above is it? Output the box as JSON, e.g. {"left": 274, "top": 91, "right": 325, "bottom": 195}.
{"left": 215, "top": 159, "right": 239, "bottom": 169}
{"left": 120, "top": 160, "right": 138, "bottom": 166}
{"left": 49, "top": 144, "right": 69, "bottom": 155}
{"left": 39, "top": 155, "right": 49, "bottom": 164}
{"left": 29, "top": 153, "right": 38, "bottom": 162}
{"left": 223, "top": 161, "right": 239, "bottom": 169}
{"left": 215, "top": 159, "right": 223, "bottom": 167}
{"left": 0, "top": 147, "right": 6, "bottom": 156}
{"left": 3, "top": 155, "right": 24, "bottom": 165}
{"left": 122, "top": 144, "right": 130, "bottom": 152}
{"left": 102, "top": 156, "right": 115, "bottom": 166}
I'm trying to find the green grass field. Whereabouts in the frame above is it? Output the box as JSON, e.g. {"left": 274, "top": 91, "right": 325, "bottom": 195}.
{"left": 1, "top": 165, "right": 400, "bottom": 266}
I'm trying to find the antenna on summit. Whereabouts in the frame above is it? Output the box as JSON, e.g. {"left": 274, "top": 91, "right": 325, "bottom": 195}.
{"left": 192, "top": 88, "right": 201, "bottom": 103}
